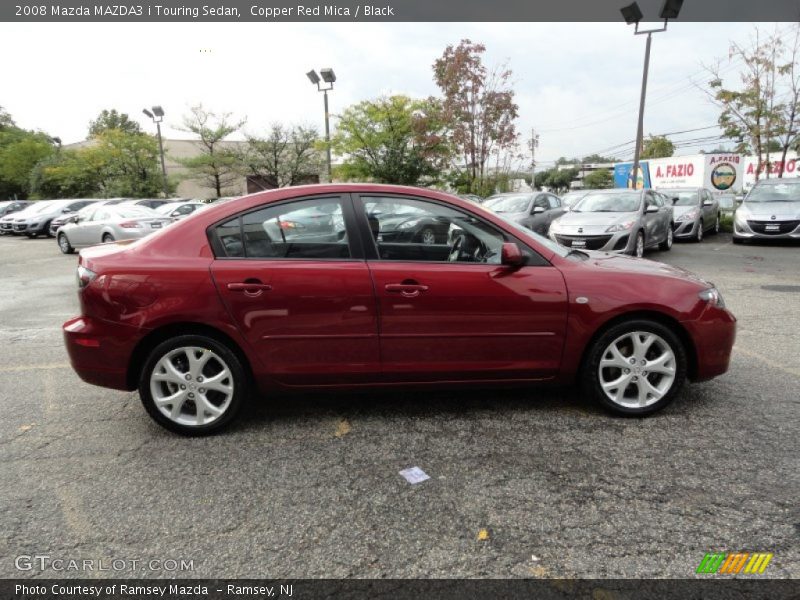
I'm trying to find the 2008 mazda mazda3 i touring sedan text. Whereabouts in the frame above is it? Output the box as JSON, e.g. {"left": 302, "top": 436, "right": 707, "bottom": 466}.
{"left": 62, "top": 184, "right": 736, "bottom": 435}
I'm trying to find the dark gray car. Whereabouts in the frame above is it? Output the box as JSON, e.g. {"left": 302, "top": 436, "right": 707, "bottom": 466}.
{"left": 548, "top": 189, "right": 674, "bottom": 257}
{"left": 733, "top": 178, "right": 800, "bottom": 243}
{"left": 483, "top": 192, "right": 565, "bottom": 235}
{"left": 659, "top": 187, "right": 720, "bottom": 242}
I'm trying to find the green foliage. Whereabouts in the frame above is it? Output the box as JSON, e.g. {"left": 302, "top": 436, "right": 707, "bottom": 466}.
{"left": 641, "top": 135, "right": 675, "bottom": 159}
{"left": 719, "top": 213, "right": 734, "bottom": 233}
{"left": 89, "top": 109, "right": 142, "bottom": 137}
{"left": 241, "top": 124, "right": 323, "bottom": 188}
{"left": 0, "top": 128, "right": 56, "bottom": 198}
{"left": 331, "top": 95, "right": 451, "bottom": 185}
{"left": 176, "top": 105, "right": 245, "bottom": 197}
{"left": 30, "top": 130, "right": 170, "bottom": 198}
{"left": 582, "top": 169, "right": 613, "bottom": 189}
{"left": 534, "top": 167, "right": 578, "bottom": 192}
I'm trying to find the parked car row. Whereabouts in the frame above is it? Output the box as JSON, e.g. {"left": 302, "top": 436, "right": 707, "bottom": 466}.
{"left": 0, "top": 198, "right": 210, "bottom": 252}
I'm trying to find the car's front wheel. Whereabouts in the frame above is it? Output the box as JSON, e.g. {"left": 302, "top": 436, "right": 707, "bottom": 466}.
{"left": 418, "top": 227, "right": 436, "bottom": 245}
{"left": 629, "top": 231, "right": 645, "bottom": 257}
{"left": 139, "top": 335, "right": 248, "bottom": 435}
{"left": 659, "top": 226, "right": 673, "bottom": 251}
{"left": 695, "top": 220, "right": 704, "bottom": 243}
{"left": 58, "top": 233, "right": 74, "bottom": 254}
{"left": 582, "top": 319, "right": 687, "bottom": 416}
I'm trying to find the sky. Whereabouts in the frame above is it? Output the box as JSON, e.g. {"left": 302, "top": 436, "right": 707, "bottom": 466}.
{"left": 0, "top": 21, "right": 783, "bottom": 167}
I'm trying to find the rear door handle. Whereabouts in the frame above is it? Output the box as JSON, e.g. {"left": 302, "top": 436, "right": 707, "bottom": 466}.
{"left": 227, "top": 282, "right": 272, "bottom": 296}
{"left": 385, "top": 283, "right": 429, "bottom": 298}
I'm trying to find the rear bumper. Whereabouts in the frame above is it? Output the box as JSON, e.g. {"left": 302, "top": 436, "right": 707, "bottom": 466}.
{"left": 63, "top": 316, "right": 145, "bottom": 391}
{"left": 683, "top": 307, "right": 737, "bottom": 381}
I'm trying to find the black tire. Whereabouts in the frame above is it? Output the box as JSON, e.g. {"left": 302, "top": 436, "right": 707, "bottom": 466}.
{"left": 58, "top": 233, "right": 74, "bottom": 255}
{"left": 628, "top": 231, "right": 645, "bottom": 257}
{"left": 732, "top": 237, "right": 744, "bottom": 245}
{"left": 418, "top": 227, "right": 437, "bottom": 245}
{"left": 138, "top": 334, "right": 248, "bottom": 435}
{"left": 26, "top": 233, "right": 37, "bottom": 239}
{"left": 44, "top": 220, "right": 54, "bottom": 237}
{"left": 659, "top": 226, "right": 673, "bottom": 251}
{"left": 694, "top": 220, "right": 704, "bottom": 243}
{"left": 102, "top": 233, "right": 115, "bottom": 243}
{"left": 711, "top": 214, "right": 720, "bottom": 235}
{"left": 581, "top": 319, "right": 687, "bottom": 417}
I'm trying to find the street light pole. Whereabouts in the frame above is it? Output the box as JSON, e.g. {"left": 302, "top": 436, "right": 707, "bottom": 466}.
{"left": 307, "top": 68, "right": 336, "bottom": 183}
{"left": 143, "top": 106, "right": 169, "bottom": 197}
{"left": 631, "top": 31, "right": 653, "bottom": 190}
{"left": 620, "top": 0, "right": 683, "bottom": 189}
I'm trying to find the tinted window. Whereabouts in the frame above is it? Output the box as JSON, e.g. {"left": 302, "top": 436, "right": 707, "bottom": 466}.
{"left": 217, "top": 197, "right": 350, "bottom": 260}
{"left": 533, "top": 195, "right": 549, "bottom": 210}
{"left": 361, "top": 196, "right": 506, "bottom": 264}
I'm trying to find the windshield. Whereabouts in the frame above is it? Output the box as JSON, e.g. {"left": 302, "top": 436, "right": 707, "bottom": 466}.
{"left": 746, "top": 181, "right": 800, "bottom": 202}
{"left": 111, "top": 207, "right": 159, "bottom": 218}
{"left": 573, "top": 192, "right": 641, "bottom": 213}
{"left": 484, "top": 194, "right": 533, "bottom": 214}
{"left": 30, "top": 202, "right": 55, "bottom": 213}
{"left": 560, "top": 192, "right": 587, "bottom": 208}
{"left": 661, "top": 190, "right": 699, "bottom": 206}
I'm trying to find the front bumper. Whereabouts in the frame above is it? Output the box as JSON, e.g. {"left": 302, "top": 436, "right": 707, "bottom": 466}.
{"left": 63, "top": 316, "right": 146, "bottom": 391}
{"left": 673, "top": 219, "right": 700, "bottom": 239}
{"left": 684, "top": 306, "right": 737, "bottom": 382}
{"left": 733, "top": 218, "right": 800, "bottom": 240}
{"left": 551, "top": 231, "right": 631, "bottom": 253}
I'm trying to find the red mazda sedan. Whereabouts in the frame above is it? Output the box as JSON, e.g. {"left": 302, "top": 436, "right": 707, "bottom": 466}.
{"left": 63, "top": 184, "right": 736, "bottom": 434}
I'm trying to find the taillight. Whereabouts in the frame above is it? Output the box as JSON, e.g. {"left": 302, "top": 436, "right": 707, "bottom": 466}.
{"left": 119, "top": 221, "right": 142, "bottom": 229}
{"left": 279, "top": 220, "right": 305, "bottom": 230}
{"left": 77, "top": 265, "right": 97, "bottom": 289}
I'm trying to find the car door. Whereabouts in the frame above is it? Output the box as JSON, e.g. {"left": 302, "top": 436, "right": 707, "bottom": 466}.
{"left": 209, "top": 194, "right": 380, "bottom": 386}
{"left": 70, "top": 209, "right": 106, "bottom": 245}
{"left": 642, "top": 192, "right": 664, "bottom": 244}
{"left": 355, "top": 193, "right": 569, "bottom": 382}
{"left": 701, "top": 190, "right": 716, "bottom": 227}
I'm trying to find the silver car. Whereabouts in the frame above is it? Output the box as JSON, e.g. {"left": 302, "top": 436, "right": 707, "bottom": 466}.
{"left": 154, "top": 200, "right": 207, "bottom": 221}
{"left": 733, "top": 179, "right": 800, "bottom": 243}
{"left": 659, "top": 187, "right": 720, "bottom": 242}
{"left": 484, "top": 192, "right": 565, "bottom": 236}
{"left": 56, "top": 205, "right": 172, "bottom": 254}
{"left": 548, "top": 189, "right": 674, "bottom": 257}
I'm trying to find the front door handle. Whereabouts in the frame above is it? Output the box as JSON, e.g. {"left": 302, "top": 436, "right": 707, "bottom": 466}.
{"left": 385, "top": 283, "right": 429, "bottom": 298}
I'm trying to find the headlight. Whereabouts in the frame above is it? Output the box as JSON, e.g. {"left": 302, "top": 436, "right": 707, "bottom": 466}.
{"left": 398, "top": 219, "right": 420, "bottom": 230}
{"left": 606, "top": 220, "right": 636, "bottom": 233}
{"left": 699, "top": 287, "right": 725, "bottom": 309}
{"left": 676, "top": 209, "right": 700, "bottom": 222}
{"left": 549, "top": 220, "right": 563, "bottom": 233}
{"left": 734, "top": 209, "right": 749, "bottom": 226}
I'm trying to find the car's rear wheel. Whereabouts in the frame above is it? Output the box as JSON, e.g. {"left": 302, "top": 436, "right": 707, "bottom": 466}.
{"left": 102, "top": 233, "right": 115, "bottom": 243}
{"left": 582, "top": 319, "right": 687, "bottom": 416}
{"left": 138, "top": 335, "right": 247, "bottom": 435}
{"left": 58, "top": 233, "right": 74, "bottom": 254}
{"left": 659, "top": 227, "right": 673, "bottom": 251}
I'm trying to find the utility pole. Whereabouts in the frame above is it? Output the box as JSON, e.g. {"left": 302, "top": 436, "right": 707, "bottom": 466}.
{"left": 529, "top": 128, "right": 539, "bottom": 191}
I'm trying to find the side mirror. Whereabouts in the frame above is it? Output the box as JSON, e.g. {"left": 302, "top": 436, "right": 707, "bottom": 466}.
{"left": 703, "top": 199, "right": 713, "bottom": 206}
{"left": 532, "top": 206, "right": 545, "bottom": 214}
{"left": 501, "top": 242, "right": 525, "bottom": 267}
{"left": 646, "top": 205, "right": 659, "bottom": 213}
{"left": 62, "top": 208, "right": 73, "bottom": 214}
{"left": 671, "top": 197, "right": 679, "bottom": 204}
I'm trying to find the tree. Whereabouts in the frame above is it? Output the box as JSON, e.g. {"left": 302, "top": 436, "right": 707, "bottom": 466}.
{"left": 583, "top": 169, "right": 613, "bottom": 189}
{"left": 0, "top": 107, "right": 57, "bottom": 199}
{"left": 0, "top": 106, "right": 16, "bottom": 130}
{"left": 88, "top": 109, "right": 142, "bottom": 137}
{"left": 534, "top": 167, "right": 577, "bottom": 192}
{"left": 176, "top": 105, "right": 245, "bottom": 197}
{"left": 30, "top": 130, "right": 169, "bottom": 198}
{"left": 433, "top": 39, "right": 519, "bottom": 194}
{"left": 331, "top": 95, "right": 451, "bottom": 185}
{"left": 640, "top": 135, "right": 675, "bottom": 159}
{"left": 580, "top": 154, "right": 616, "bottom": 164}
{"left": 241, "top": 124, "right": 323, "bottom": 188}
{"left": 704, "top": 27, "right": 785, "bottom": 180}
{"left": 775, "top": 24, "right": 800, "bottom": 177}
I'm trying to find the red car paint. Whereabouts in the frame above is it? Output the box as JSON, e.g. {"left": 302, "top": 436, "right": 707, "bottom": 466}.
{"left": 63, "top": 184, "right": 736, "bottom": 396}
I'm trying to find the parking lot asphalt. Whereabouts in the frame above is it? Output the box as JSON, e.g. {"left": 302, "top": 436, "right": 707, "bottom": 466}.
{"left": 0, "top": 233, "right": 798, "bottom": 579}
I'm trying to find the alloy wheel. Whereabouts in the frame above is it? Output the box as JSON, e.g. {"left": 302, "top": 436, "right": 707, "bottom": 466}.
{"left": 420, "top": 228, "right": 436, "bottom": 245}
{"left": 696, "top": 222, "right": 703, "bottom": 242}
{"left": 598, "top": 331, "right": 677, "bottom": 409}
{"left": 149, "top": 346, "right": 234, "bottom": 427}
{"left": 635, "top": 233, "right": 644, "bottom": 257}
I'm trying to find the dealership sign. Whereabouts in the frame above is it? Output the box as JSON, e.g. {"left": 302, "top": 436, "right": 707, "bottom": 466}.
{"left": 615, "top": 153, "right": 744, "bottom": 193}
{"left": 742, "top": 152, "right": 799, "bottom": 188}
